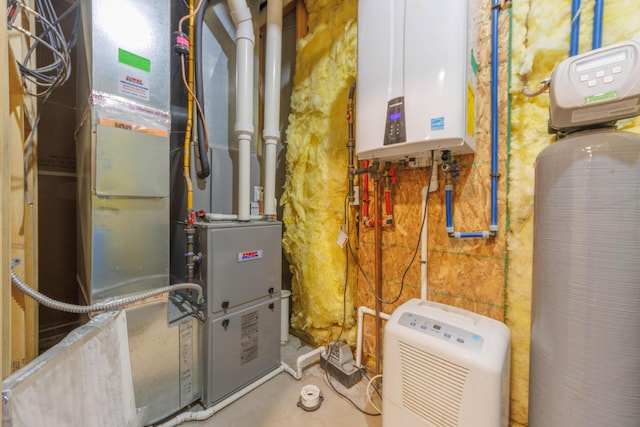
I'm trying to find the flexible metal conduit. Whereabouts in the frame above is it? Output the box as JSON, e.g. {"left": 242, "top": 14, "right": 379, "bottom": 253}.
{"left": 10, "top": 267, "right": 202, "bottom": 314}
{"left": 444, "top": 0, "right": 500, "bottom": 239}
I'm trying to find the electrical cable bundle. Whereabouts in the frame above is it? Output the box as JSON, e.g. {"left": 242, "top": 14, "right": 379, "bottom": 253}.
{"left": 7, "top": 0, "right": 80, "bottom": 97}
{"left": 7, "top": 0, "right": 80, "bottom": 205}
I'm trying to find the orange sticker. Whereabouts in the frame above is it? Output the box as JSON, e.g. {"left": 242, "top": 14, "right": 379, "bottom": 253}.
{"left": 98, "top": 118, "right": 167, "bottom": 137}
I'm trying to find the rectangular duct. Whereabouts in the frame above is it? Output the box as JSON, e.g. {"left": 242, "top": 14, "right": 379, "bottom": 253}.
{"left": 76, "top": 0, "right": 171, "bottom": 303}
{"left": 73, "top": 2, "right": 202, "bottom": 423}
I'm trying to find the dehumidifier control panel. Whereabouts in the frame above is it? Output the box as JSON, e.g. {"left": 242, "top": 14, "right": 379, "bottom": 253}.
{"left": 549, "top": 39, "right": 640, "bottom": 129}
{"left": 399, "top": 311, "right": 484, "bottom": 353}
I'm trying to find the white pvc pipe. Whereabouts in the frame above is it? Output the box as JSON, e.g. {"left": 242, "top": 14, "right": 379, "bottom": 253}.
{"left": 262, "top": 0, "right": 282, "bottom": 219}
{"left": 227, "top": 0, "right": 255, "bottom": 221}
{"left": 203, "top": 213, "right": 263, "bottom": 221}
{"left": 157, "top": 345, "right": 325, "bottom": 426}
{"left": 355, "top": 306, "right": 390, "bottom": 368}
{"left": 420, "top": 164, "right": 438, "bottom": 299}
{"left": 158, "top": 362, "right": 291, "bottom": 427}
{"left": 292, "top": 346, "right": 326, "bottom": 379}
{"left": 421, "top": 185, "right": 429, "bottom": 300}
{"left": 280, "top": 290, "right": 291, "bottom": 344}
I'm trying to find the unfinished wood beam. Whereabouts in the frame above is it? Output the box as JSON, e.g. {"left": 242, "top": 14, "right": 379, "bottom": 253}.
{"left": 4, "top": 0, "right": 39, "bottom": 376}
{"left": 2, "top": 0, "right": 12, "bottom": 381}
{"left": 296, "top": 0, "right": 308, "bottom": 41}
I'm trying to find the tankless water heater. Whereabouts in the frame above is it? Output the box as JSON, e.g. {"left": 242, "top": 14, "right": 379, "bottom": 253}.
{"left": 356, "top": 0, "right": 478, "bottom": 161}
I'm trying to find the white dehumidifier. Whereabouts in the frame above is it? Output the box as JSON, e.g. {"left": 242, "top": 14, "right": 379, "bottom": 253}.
{"left": 382, "top": 299, "right": 510, "bottom": 427}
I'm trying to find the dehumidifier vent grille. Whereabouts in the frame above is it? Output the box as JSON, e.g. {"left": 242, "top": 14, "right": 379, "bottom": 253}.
{"left": 399, "top": 340, "right": 469, "bottom": 427}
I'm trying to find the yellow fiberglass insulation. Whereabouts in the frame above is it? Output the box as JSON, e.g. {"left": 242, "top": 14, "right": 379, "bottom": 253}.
{"left": 281, "top": 0, "right": 357, "bottom": 345}
{"left": 509, "top": 1, "right": 640, "bottom": 425}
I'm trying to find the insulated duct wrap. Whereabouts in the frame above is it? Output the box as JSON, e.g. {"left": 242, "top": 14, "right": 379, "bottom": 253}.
{"left": 281, "top": 0, "right": 357, "bottom": 342}
{"left": 529, "top": 130, "right": 640, "bottom": 426}
{"left": 2, "top": 311, "right": 138, "bottom": 427}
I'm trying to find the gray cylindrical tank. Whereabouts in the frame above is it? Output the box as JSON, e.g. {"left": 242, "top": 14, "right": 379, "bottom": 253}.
{"left": 529, "top": 129, "right": 640, "bottom": 426}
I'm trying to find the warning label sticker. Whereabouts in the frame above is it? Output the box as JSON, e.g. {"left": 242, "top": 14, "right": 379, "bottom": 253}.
{"left": 119, "top": 73, "right": 150, "bottom": 101}
{"left": 240, "top": 311, "right": 259, "bottom": 365}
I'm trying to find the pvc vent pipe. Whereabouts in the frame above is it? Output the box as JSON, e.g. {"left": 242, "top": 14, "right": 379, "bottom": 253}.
{"left": 262, "top": 0, "right": 283, "bottom": 219}
{"left": 227, "top": 0, "right": 255, "bottom": 221}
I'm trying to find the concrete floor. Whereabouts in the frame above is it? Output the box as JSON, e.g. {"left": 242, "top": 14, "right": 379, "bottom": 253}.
{"left": 176, "top": 336, "right": 383, "bottom": 427}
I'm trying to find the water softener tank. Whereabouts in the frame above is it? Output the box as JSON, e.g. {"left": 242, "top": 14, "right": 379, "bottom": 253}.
{"left": 529, "top": 129, "right": 640, "bottom": 426}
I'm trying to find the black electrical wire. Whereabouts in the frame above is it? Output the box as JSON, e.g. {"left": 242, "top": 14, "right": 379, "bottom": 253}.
{"left": 321, "top": 194, "right": 381, "bottom": 417}
{"left": 194, "top": 0, "right": 212, "bottom": 179}
{"left": 11, "top": 0, "right": 79, "bottom": 97}
{"left": 9, "top": 0, "right": 80, "bottom": 204}
{"left": 348, "top": 151, "right": 435, "bottom": 305}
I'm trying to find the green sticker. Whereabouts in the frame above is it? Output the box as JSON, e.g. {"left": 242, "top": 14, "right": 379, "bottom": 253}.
{"left": 118, "top": 48, "right": 150, "bottom": 73}
{"left": 470, "top": 49, "right": 479, "bottom": 77}
{"left": 585, "top": 91, "right": 618, "bottom": 104}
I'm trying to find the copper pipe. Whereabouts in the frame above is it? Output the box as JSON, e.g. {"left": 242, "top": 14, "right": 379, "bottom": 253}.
{"left": 374, "top": 176, "right": 383, "bottom": 376}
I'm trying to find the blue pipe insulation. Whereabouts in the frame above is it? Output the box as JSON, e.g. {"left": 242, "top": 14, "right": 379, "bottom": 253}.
{"left": 489, "top": 0, "right": 499, "bottom": 232}
{"left": 592, "top": 0, "right": 604, "bottom": 50}
{"left": 445, "top": 0, "right": 500, "bottom": 239}
{"left": 570, "top": 0, "right": 581, "bottom": 56}
{"left": 458, "top": 232, "right": 491, "bottom": 239}
{"left": 445, "top": 186, "right": 453, "bottom": 232}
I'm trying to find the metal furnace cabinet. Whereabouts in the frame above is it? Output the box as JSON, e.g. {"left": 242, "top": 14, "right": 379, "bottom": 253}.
{"left": 195, "top": 221, "right": 283, "bottom": 407}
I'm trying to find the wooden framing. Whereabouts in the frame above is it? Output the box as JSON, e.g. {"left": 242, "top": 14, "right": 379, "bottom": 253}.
{"left": 2, "top": 0, "right": 39, "bottom": 381}
{"left": 2, "top": 0, "right": 11, "bottom": 382}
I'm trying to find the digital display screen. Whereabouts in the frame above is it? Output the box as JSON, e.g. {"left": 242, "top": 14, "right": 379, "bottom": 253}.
{"left": 389, "top": 111, "right": 402, "bottom": 121}
{"left": 575, "top": 49, "right": 628, "bottom": 73}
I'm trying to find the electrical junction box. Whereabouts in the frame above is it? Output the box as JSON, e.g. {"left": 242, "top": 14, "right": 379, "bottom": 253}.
{"left": 356, "top": 0, "right": 479, "bottom": 162}
{"left": 549, "top": 39, "right": 640, "bottom": 130}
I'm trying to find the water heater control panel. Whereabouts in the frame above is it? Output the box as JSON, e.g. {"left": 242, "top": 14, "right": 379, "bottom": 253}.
{"left": 549, "top": 39, "right": 640, "bottom": 129}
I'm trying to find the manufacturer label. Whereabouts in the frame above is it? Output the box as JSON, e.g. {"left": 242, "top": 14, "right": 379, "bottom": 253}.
{"left": 585, "top": 91, "right": 618, "bottom": 104}
{"left": 431, "top": 116, "right": 445, "bottom": 131}
{"left": 179, "top": 321, "right": 194, "bottom": 407}
{"left": 467, "top": 83, "right": 475, "bottom": 137}
{"left": 240, "top": 311, "right": 259, "bottom": 365}
{"left": 237, "top": 249, "right": 263, "bottom": 263}
{"left": 119, "top": 72, "right": 150, "bottom": 101}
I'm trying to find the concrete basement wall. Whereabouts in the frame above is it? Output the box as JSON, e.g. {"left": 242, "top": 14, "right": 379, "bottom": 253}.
{"left": 284, "top": 0, "right": 640, "bottom": 425}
